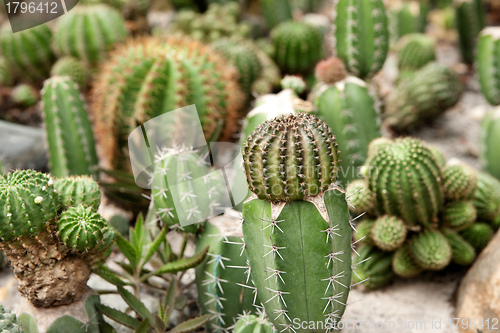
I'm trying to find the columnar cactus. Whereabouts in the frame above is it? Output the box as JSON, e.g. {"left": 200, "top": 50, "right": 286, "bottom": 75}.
{"left": 53, "top": 4, "right": 128, "bottom": 66}
{"left": 454, "top": 0, "right": 485, "bottom": 64}
{"left": 50, "top": 57, "right": 87, "bottom": 88}
{"left": 260, "top": 0, "right": 293, "bottom": 29}
{"left": 314, "top": 76, "right": 381, "bottom": 183}
{"left": 314, "top": 57, "right": 348, "bottom": 84}
{"left": 335, "top": 0, "right": 389, "bottom": 79}
{"left": 371, "top": 216, "right": 407, "bottom": 251}
{"left": 442, "top": 228, "right": 476, "bottom": 265}
{"left": 388, "top": 1, "right": 429, "bottom": 44}
{"left": 242, "top": 113, "right": 352, "bottom": 331}
{"left": 396, "top": 33, "right": 436, "bottom": 72}
{"left": 441, "top": 201, "right": 477, "bottom": 231}
{"left": 0, "top": 305, "right": 22, "bottom": 333}
{"left": 442, "top": 163, "right": 478, "bottom": 201}
{"left": 41, "top": 76, "right": 99, "bottom": 179}
{"left": 480, "top": 107, "right": 500, "bottom": 180}
{"left": 352, "top": 244, "right": 395, "bottom": 290}
{"left": 0, "top": 23, "right": 55, "bottom": 83}
{"left": 233, "top": 314, "right": 274, "bottom": 333}
{"left": 476, "top": 27, "right": 500, "bottom": 105}
{"left": 270, "top": 21, "right": 323, "bottom": 74}
{"left": 409, "top": 230, "right": 452, "bottom": 270}
{"left": 0, "top": 57, "right": 13, "bottom": 87}
{"left": 10, "top": 84, "right": 38, "bottom": 107}
{"left": 392, "top": 243, "right": 423, "bottom": 278}
{"left": 384, "top": 62, "right": 463, "bottom": 131}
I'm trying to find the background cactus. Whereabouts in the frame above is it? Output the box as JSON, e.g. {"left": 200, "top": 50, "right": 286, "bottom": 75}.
{"left": 260, "top": 0, "right": 293, "bottom": 29}
{"left": 442, "top": 228, "right": 476, "bottom": 265}
{"left": 41, "top": 76, "right": 99, "bottom": 179}
{"left": 409, "top": 230, "right": 452, "bottom": 270}
{"left": 454, "top": 0, "right": 485, "bottom": 64}
{"left": 53, "top": 4, "right": 128, "bottom": 67}
{"left": 388, "top": 1, "right": 429, "bottom": 44}
{"left": 0, "top": 305, "right": 22, "bottom": 333}
{"left": 345, "top": 179, "right": 376, "bottom": 216}
{"left": 442, "top": 163, "right": 478, "bottom": 201}
{"left": 280, "top": 75, "right": 306, "bottom": 95}
{"left": 480, "top": 106, "right": 500, "bottom": 180}
{"left": 441, "top": 201, "right": 477, "bottom": 231}
{"left": 10, "top": 84, "right": 38, "bottom": 107}
{"left": 50, "top": 57, "right": 87, "bottom": 88}
{"left": 232, "top": 314, "right": 273, "bottom": 333}
{"left": 335, "top": 0, "right": 389, "bottom": 79}
{"left": 460, "top": 222, "right": 494, "bottom": 251}
{"left": 314, "top": 57, "right": 348, "bottom": 84}
{"left": 477, "top": 27, "right": 500, "bottom": 105}
{"left": 472, "top": 172, "right": 500, "bottom": 221}
{"left": 371, "top": 215, "right": 407, "bottom": 251}
{"left": 54, "top": 176, "right": 101, "bottom": 211}
{"left": 392, "top": 243, "right": 423, "bottom": 278}
{"left": 0, "top": 57, "right": 13, "bottom": 87}
{"left": 396, "top": 33, "right": 436, "bottom": 73}
{"left": 352, "top": 244, "right": 395, "bottom": 290}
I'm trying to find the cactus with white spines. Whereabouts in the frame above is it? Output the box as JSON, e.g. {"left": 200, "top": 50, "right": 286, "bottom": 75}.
{"left": 460, "top": 222, "right": 494, "bottom": 251}
{"left": 392, "top": 243, "right": 423, "bottom": 278}
{"left": 396, "top": 33, "right": 436, "bottom": 73}
{"left": 442, "top": 228, "right": 476, "bottom": 266}
{"left": 0, "top": 305, "right": 22, "bottom": 333}
{"left": 50, "top": 57, "right": 87, "bottom": 88}
{"left": 477, "top": 27, "right": 500, "bottom": 105}
{"left": 480, "top": 107, "right": 500, "bottom": 180}
{"left": 41, "top": 76, "right": 99, "bottom": 179}
{"left": 454, "top": 0, "right": 485, "bottom": 65}
{"left": 233, "top": 313, "right": 274, "bottom": 333}
{"left": 442, "top": 163, "right": 478, "bottom": 201}
{"left": 409, "top": 230, "right": 452, "bottom": 270}
{"left": 352, "top": 244, "right": 395, "bottom": 290}
{"left": 371, "top": 216, "right": 407, "bottom": 251}
{"left": 242, "top": 113, "right": 352, "bottom": 331}
{"left": 335, "top": 0, "right": 389, "bottom": 79}
{"left": 441, "top": 201, "right": 477, "bottom": 231}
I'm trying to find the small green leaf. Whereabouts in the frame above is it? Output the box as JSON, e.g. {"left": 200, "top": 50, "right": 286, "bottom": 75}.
{"left": 142, "top": 226, "right": 168, "bottom": 266}
{"left": 166, "top": 315, "right": 211, "bottom": 333}
{"left": 155, "top": 246, "right": 208, "bottom": 275}
{"left": 115, "top": 233, "right": 138, "bottom": 267}
{"left": 134, "top": 319, "right": 149, "bottom": 333}
{"left": 162, "top": 277, "right": 178, "bottom": 322}
{"left": 94, "top": 266, "right": 129, "bottom": 286}
{"left": 96, "top": 304, "right": 140, "bottom": 329}
{"left": 46, "top": 316, "right": 86, "bottom": 333}
{"left": 18, "top": 313, "right": 39, "bottom": 333}
{"left": 130, "top": 214, "right": 145, "bottom": 258}
{"left": 117, "top": 286, "right": 154, "bottom": 323}
{"left": 85, "top": 295, "right": 105, "bottom": 333}
{"left": 153, "top": 314, "right": 166, "bottom": 332}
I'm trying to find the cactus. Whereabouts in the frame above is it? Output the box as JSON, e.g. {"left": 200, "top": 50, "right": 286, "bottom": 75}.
{"left": 409, "top": 230, "right": 452, "bottom": 270}
{"left": 454, "top": 0, "right": 485, "bottom": 64}
{"left": 477, "top": 27, "right": 500, "bottom": 105}
{"left": 0, "top": 23, "right": 55, "bottom": 83}
{"left": 233, "top": 314, "right": 274, "bottom": 333}
{"left": 270, "top": 21, "right": 323, "bottom": 74}
{"left": 345, "top": 179, "right": 376, "bottom": 216}
{"left": 480, "top": 107, "right": 500, "bottom": 180}
{"left": 428, "top": 146, "right": 447, "bottom": 169}
{"left": 396, "top": 33, "right": 436, "bottom": 72}
{"left": 384, "top": 62, "right": 463, "bottom": 131}
{"left": 0, "top": 305, "right": 22, "bottom": 333}
{"left": 314, "top": 76, "right": 381, "bottom": 184}
{"left": 442, "top": 163, "right": 478, "bottom": 201}
{"left": 442, "top": 228, "right": 476, "bottom": 265}
{"left": 392, "top": 243, "right": 423, "bottom": 278}
{"left": 371, "top": 216, "right": 407, "bottom": 251}
{"left": 10, "top": 84, "right": 38, "bottom": 107}
{"left": 242, "top": 113, "right": 352, "bottom": 330}
{"left": 260, "top": 0, "right": 293, "bottom": 29}
{"left": 460, "top": 222, "right": 494, "bottom": 251}
{"left": 280, "top": 75, "right": 306, "bottom": 95}
{"left": 53, "top": 4, "right": 128, "bottom": 66}
{"left": 335, "top": 0, "right": 389, "bottom": 79}
{"left": 54, "top": 176, "right": 101, "bottom": 211}
{"left": 352, "top": 244, "right": 395, "bottom": 290}
{"left": 41, "top": 76, "right": 99, "bottom": 179}
{"left": 472, "top": 172, "right": 500, "bottom": 221}
{"left": 441, "top": 201, "right": 477, "bottom": 231}
{"left": 388, "top": 1, "right": 430, "bottom": 44}
{"left": 0, "top": 57, "right": 13, "bottom": 87}
{"left": 353, "top": 219, "right": 375, "bottom": 246}
{"left": 314, "top": 57, "right": 348, "bottom": 84}
{"left": 50, "top": 57, "right": 87, "bottom": 88}
{"left": 366, "top": 137, "right": 444, "bottom": 228}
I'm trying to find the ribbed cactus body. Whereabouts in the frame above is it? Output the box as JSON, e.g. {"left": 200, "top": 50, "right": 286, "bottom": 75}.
{"left": 0, "top": 305, "right": 22, "bottom": 333}
{"left": 454, "top": 0, "right": 485, "bottom": 64}
{"left": 50, "top": 57, "right": 87, "bottom": 88}
{"left": 371, "top": 216, "right": 407, "bottom": 251}
{"left": 428, "top": 146, "right": 447, "bottom": 169}
{"left": 442, "top": 164, "right": 477, "bottom": 201}
{"left": 0, "top": 57, "right": 13, "bottom": 87}
{"left": 480, "top": 107, "right": 500, "bottom": 180}
{"left": 442, "top": 228, "right": 476, "bottom": 265}
{"left": 41, "top": 76, "right": 99, "bottom": 179}
{"left": 472, "top": 172, "right": 500, "bottom": 221}
{"left": 460, "top": 222, "right": 494, "bottom": 251}
{"left": 397, "top": 33, "right": 436, "bottom": 72}
{"left": 271, "top": 21, "right": 323, "bottom": 74}
{"left": 392, "top": 243, "right": 423, "bottom": 278}
{"left": 54, "top": 4, "right": 127, "bottom": 66}
{"left": 54, "top": 176, "right": 101, "bottom": 211}
{"left": 260, "top": 0, "right": 293, "bottom": 29}
{"left": 314, "top": 77, "right": 381, "bottom": 184}
{"left": 10, "top": 84, "right": 38, "bottom": 107}
{"left": 441, "top": 201, "right": 477, "bottom": 231}
{"left": 352, "top": 244, "right": 394, "bottom": 290}
{"left": 389, "top": 1, "right": 429, "bottom": 44}
{"left": 233, "top": 314, "right": 274, "bottom": 333}
{"left": 477, "top": 27, "right": 500, "bottom": 105}
{"left": 0, "top": 23, "right": 55, "bottom": 83}
{"left": 335, "top": 0, "right": 389, "bottom": 79}
{"left": 366, "top": 137, "right": 444, "bottom": 228}
{"left": 0, "top": 170, "right": 57, "bottom": 242}
{"left": 345, "top": 179, "right": 375, "bottom": 216}
{"left": 385, "top": 62, "right": 463, "bottom": 131}
{"left": 410, "top": 230, "right": 451, "bottom": 270}
{"left": 354, "top": 219, "right": 374, "bottom": 245}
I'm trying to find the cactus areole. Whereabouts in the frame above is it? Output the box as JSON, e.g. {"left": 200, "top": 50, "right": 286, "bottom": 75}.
{"left": 242, "top": 113, "right": 352, "bottom": 332}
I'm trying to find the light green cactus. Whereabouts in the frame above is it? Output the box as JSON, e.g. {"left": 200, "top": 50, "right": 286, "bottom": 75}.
{"left": 472, "top": 172, "right": 500, "bottom": 221}
{"left": 10, "top": 84, "right": 38, "bottom": 107}
{"left": 233, "top": 314, "right": 274, "bottom": 333}
{"left": 388, "top": 1, "right": 429, "bottom": 44}
{"left": 242, "top": 113, "right": 352, "bottom": 331}
{"left": 260, "top": 0, "right": 293, "bottom": 29}
{"left": 476, "top": 27, "right": 500, "bottom": 105}
{"left": 280, "top": 75, "right": 306, "bottom": 95}
{"left": 454, "top": 0, "right": 485, "bottom": 64}
{"left": 41, "top": 76, "right": 99, "bottom": 179}
{"left": 392, "top": 243, "right": 423, "bottom": 278}
{"left": 353, "top": 219, "right": 375, "bottom": 246}
{"left": 54, "top": 176, "right": 101, "bottom": 211}
{"left": 442, "top": 228, "right": 476, "bottom": 265}
{"left": 352, "top": 244, "right": 395, "bottom": 290}
{"left": 396, "top": 33, "right": 436, "bottom": 72}
{"left": 428, "top": 146, "right": 447, "bottom": 169}
{"left": 409, "top": 230, "right": 452, "bottom": 270}
{"left": 460, "top": 222, "right": 494, "bottom": 251}
{"left": 441, "top": 201, "right": 477, "bottom": 231}
{"left": 371, "top": 215, "right": 407, "bottom": 251}
{"left": 50, "top": 57, "right": 87, "bottom": 88}
{"left": 0, "top": 305, "right": 23, "bottom": 333}
{"left": 345, "top": 179, "right": 376, "bottom": 217}
{"left": 0, "top": 57, "right": 13, "bottom": 87}
{"left": 335, "top": 0, "right": 389, "bottom": 79}
{"left": 442, "top": 163, "right": 478, "bottom": 201}
{"left": 480, "top": 107, "right": 500, "bottom": 180}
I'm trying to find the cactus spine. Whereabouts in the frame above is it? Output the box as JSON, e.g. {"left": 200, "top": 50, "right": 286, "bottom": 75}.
{"left": 396, "top": 33, "right": 436, "bottom": 72}
{"left": 50, "top": 57, "right": 88, "bottom": 88}
{"left": 335, "top": 0, "right": 389, "bottom": 79}
{"left": 242, "top": 113, "right": 352, "bottom": 331}
{"left": 41, "top": 76, "right": 99, "bottom": 179}
{"left": 480, "top": 107, "right": 500, "bottom": 180}
{"left": 477, "top": 27, "right": 500, "bottom": 105}
{"left": 454, "top": 0, "right": 485, "bottom": 64}
{"left": 352, "top": 244, "right": 395, "bottom": 290}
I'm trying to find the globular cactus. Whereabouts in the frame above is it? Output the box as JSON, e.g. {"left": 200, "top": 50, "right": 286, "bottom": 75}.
{"left": 454, "top": 0, "right": 485, "bottom": 64}
{"left": 314, "top": 57, "right": 348, "bottom": 84}
{"left": 41, "top": 76, "right": 99, "bottom": 179}
{"left": 428, "top": 145, "right": 447, "bottom": 169}
{"left": 50, "top": 57, "right": 87, "bottom": 88}
{"left": 53, "top": 4, "right": 128, "bottom": 67}
{"left": 314, "top": 76, "right": 381, "bottom": 184}
{"left": 242, "top": 113, "right": 352, "bottom": 330}
{"left": 252, "top": 43, "right": 281, "bottom": 95}
{"left": 352, "top": 244, "right": 395, "bottom": 290}
{"left": 396, "top": 33, "right": 436, "bottom": 73}
{"left": 442, "top": 228, "right": 476, "bottom": 265}
{"left": 477, "top": 27, "right": 500, "bottom": 105}
{"left": 280, "top": 75, "right": 306, "bottom": 95}
{"left": 0, "top": 57, "right": 13, "bottom": 87}
{"left": 384, "top": 62, "right": 463, "bottom": 131}
{"left": 0, "top": 23, "right": 55, "bottom": 83}
{"left": 233, "top": 314, "right": 274, "bottom": 333}
{"left": 10, "top": 84, "right": 38, "bottom": 107}
{"left": 335, "top": 0, "right": 389, "bottom": 79}
{"left": 460, "top": 222, "right": 494, "bottom": 251}
{"left": 260, "top": 0, "right": 293, "bottom": 29}
{"left": 0, "top": 305, "right": 23, "bottom": 333}
{"left": 392, "top": 243, "right": 423, "bottom": 278}
{"left": 345, "top": 179, "right": 376, "bottom": 216}
{"left": 54, "top": 176, "right": 101, "bottom": 211}
{"left": 442, "top": 163, "right": 478, "bottom": 201}
{"left": 388, "top": 1, "right": 429, "bottom": 44}
{"left": 270, "top": 21, "right": 323, "bottom": 74}
{"left": 365, "top": 137, "right": 443, "bottom": 228}
{"left": 480, "top": 107, "right": 500, "bottom": 180}
{"left": 472, "top": 172, "right": 500, "bottom": 221}
{"left": 371, "top": 216, "right": 407, "bottom": 251}
{"left": 353, "top": 219, "right": 375, "bottom": 246}
{"left": 441, "top": 201, "right": 477, "bottom": 231}
{"left": 409, "top": 230, "right": 452, "bottom": 270}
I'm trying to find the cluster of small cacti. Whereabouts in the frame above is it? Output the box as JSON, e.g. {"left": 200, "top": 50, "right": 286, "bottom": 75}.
{"left": 346, "top": 137, "right": 500, "bottom": 289}
{"left": 0, "top": 170, "right": 115, "bottom": 307}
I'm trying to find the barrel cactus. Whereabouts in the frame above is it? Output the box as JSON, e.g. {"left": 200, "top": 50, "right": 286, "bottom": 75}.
{"left": 472, "top": 172, "right": 500, "bottom": 221}
{"left": 345, "top": 179, "right": 376, "bottom": 216}
{"left": 54, "top": 176, "right": 101, "bottom": 211}
{"left": 441, "top": 201, "right": 477, "bottom": 231}
{"left": 371, "top": 216, "right": 407, "bottom": 251}
{"left": 454, "top": 0, "right": 485, "bottom": 64}
{"left": 50, "top": 57, "right": 87, "bottom": 88}
{"left": 442, "top": 163, "right": 478, "bottom": 201}
{"left": 460, "top": 222, "right": 494, "bottom": 251}
{"left": 392, "top": 243, "right": 423, "bottom": 278}
{"left": 335, "top": 0, "right": 389, "bottom": 79}
{"left": 477, "top": 27, "right": 500, "bottom": 105}
{"left": 242, "top": 113, "right": 352, "bottom": 331}
{"left": 353, "top": 219, "right": 375, "bottom": 246}
{"left": 480, "top": 107, "right": 500, "bottom": 180}
{"left": 10, "top": 84, "right": 38, "bottom": 107}
{"left": 0, "top": 305, "right": 22, "bottom": 333}
{"left": 388, "top": 1, "right": 429, "bottom": 44}
{"left": 442, "top": 228, "right": 476, "bottom": 265}
{"left": 396, "top": 33, "right": 436, "bottom": 72}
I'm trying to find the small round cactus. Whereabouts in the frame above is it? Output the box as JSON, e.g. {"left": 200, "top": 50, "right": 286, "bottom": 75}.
{"left": 243, "top": 113, "right": 339, "bottom": 201}
{"left": 352, "top": 244, "right": 395, "bottom": 290}
{"left": 233, "top": 314, "right": 274, "bottom": 333}
{"left": 441, "top": 201, "right": 477, "bottom": 231}
{"left": 392, "top": 243, "right": 423, "bottom": 278}
{"left": 371, "top": 216, "right": 407, "bottom": 251}
{"left": 50, "top": 57, "right": 87, "bottom": 88}
{"left": 442, "top": 163, "right": 478, "bottom": 201}
{"left": 472, "top": 172, "right": 500, "bottom": 221}
{"left": 0, "top": 305, "right": 22, "bottom": 333}
{"left": 354, "top": 219, "right": 375, "bottom": 246}
{"left": 10, "top": 84, "right": 38, "bottom": 107}
{"left": 409, "top": 230, "right": 452, "bottom": 270}
{"left": 346, "top": 179, "right": 376, "bottom": 216}
{"left": 280, "top": 75, "right": 306, "bottom": 95}
{"left": 314, "top": 57, "right": 347, "bottom": 84}
{"left": 442, "top": 228, "right": 476, "bottom": 266}
{"left": 397, "top": 33, "right": 436, "bottom": 72}
{"left": 54, "top": 176, "right": 101, "bottom": 211}
{"left": 460, "top": 222, "right": 494, "bottom": 251}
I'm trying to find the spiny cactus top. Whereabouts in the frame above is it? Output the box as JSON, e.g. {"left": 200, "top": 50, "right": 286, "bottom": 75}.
{"left": 0, "top": 305, "right": 22, "bottom": 333}
{"left": 0, "top": 170, "right": 57, "bottom": 242}
{"left": 243, "top": 113, "right": 340, "bottom": 201}
{"left": 54, "top": 176, "right": 101, "bottom": 211}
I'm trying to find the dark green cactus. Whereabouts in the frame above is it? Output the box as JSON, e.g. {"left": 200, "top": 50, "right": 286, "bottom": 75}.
{"left": 441, "top": 201, "right": 477, "bottom": 231}
{"left": 233, "top": 314, "right": 273, "bottom": 333}
{"left": 409, "top": 230, "right": 452, "bottom": 270}
{"left": 477, "top": 27, "right": 500, "bottom": 105}
{"left": 50, "top": 57, "right": 87, "bottom": 88}
{"left": 460, "top": 222, "right": 494, "bottom": 251}
{"left": 352, "top": 244, "right": 395, "bottom": 290}
{"left": 10, "top": 84, "right": 38, "bottom": 107}
{"left": 371, "top": 216, "right": 407, "bottom": 251}
{"left": 442, "top": 163, "right": 478, "bottom": 201}
{"left": 54, "top": 4, "right": 128, "bottom": 66}
{"left": 385, "top": 62, "right": 463, "bottom": 131}
{"left": 472, "top": 172, "right": 500, "bottom": 221}
{"left": 260, "top": 0, "right": 293, "bottom": 29}
{"left": 314, "top": 57, "right": 348, "bottom": 84}
{"left": 480, "top": 107, "right": 500, "bottom": 180}
{"left": 0, "top": 305, "right": 22, "bottom": 333}
{"left": 366, "top": 137, "right": 444, "bottom": 228}
{"left": 41, "top": 76, "right": 99, "bottom": 179}
{"left": 442, "top": 228, "right": 476, "bottom": 265}
{"left": 392, "top": 243, "right": 423, "bottom": 278}
{"left": 270, "top": 21, "right": 323, "bottom": 74}
{"left": 54, "top": 176, "right": 101, "bottom": 211}
{"left": 335, "top": 0, "right": 389, "bottom": 79}
{"left": 345, "top": 179, "right": 376, "bottom": 216}
{"left": 454, "top": 0, "right": 485, "bottom": 64}
{"left": 0, "top": 57, "right": 13, "bottom": 87}
{"left": 396, "top": 33, "right": 436, "bottom": 72}
{"left": 353, "top": 219, "right": 375, "bottom": 246}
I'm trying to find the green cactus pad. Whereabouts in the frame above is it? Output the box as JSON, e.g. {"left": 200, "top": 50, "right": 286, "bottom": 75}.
{"left": 480, "top": 107, "right": 500, "bottom": 180}
{"left": 409, "top": 230, "right": 452, "bottom": 270}
{"left": 460, "top": 222, "right": 494, "bottom": 251}
{"left": 371, "top": 216, "right": 407, "bottom": 251}
{"left": 50, "top": 57, "right": 87, "bottom": 88}
{"left": 10, "top": 84, "right": 38, "bottom": 107}
{"left": 397, "top": 33, "right": 436, "bottom": 72}
{"left": 54, "top": 176, "right": 101, "bottom": 211}
{"left": 0, "top": 305, "right": 23, "bottom": 333}
{"left": 392, "top": 243, "right": 423, "bottom": 278}
{"left": 472, "top": 172, "right": 500, "bottom": 221}
{"left": 0, "top": 170, "right": 58, "bottom": 242}
{"left": 244, "top": 113, "right": 339, "bottom": 201}
{"left": 442, "top": 228, "right": 476, "bottom": 266}
{"left": 477, "top": 27, "right": 500, "bottom": 105}
{"left": 441, "top": 201, "right": 477, "bottom": 231}
{"left": 353, "top": 219, "right": 375, "bottom": 246}
{"left": 442, "top": 164, "right": 478, "bottom": 201}
{"left": 352, "top": 244, "right": 395, "bottom": 290}
{"left": 57, "top": 205, "right": 115, "bottom": 253}
{"left": 346, "top": 179, "right": 376, "bottom": 216}
{"left": 233, "top": 314, "right": 274, "bottom": 333}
